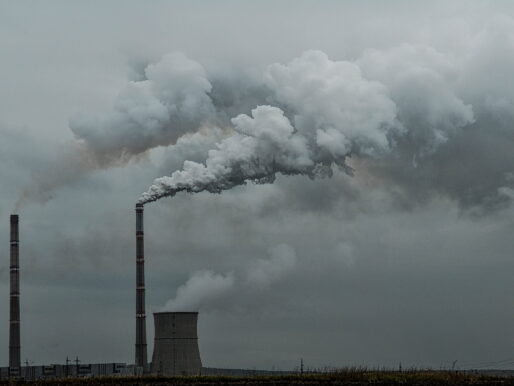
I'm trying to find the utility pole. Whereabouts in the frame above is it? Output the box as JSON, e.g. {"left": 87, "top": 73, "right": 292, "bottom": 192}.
{"left": 300, "top": 358, "right": 304, "bottom": 375}
{"left": 24, "top": 359, "right": 30, "bottom": 381}
{"left": 65, "top": 357, "right": 70, "bottom": 377}
{"left": 75, "top": 356, "right": 80, "bottom": 377}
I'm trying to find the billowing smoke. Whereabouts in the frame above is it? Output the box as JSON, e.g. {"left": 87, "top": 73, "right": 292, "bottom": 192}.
{"left": 17, "top": 20, "right": 514, "bottom": 213}
{"left": 357, "top": 44, "right": 474, "bottom": 158}
{"left": 139, "top": 48, "right": 481, "bottom": 207}
{"left": 163, "top": 244, "right": 297, "bottom": 311}
{"left": 162, "top": 270, "right": 235, "bottom": 311}
{"left": 70, "top": 52, "right": 271, "bottom": 167}
{"left": 139, "top": 51, "right": 402, "bottom": 203}
{"left": 14, "top": 52, "right": 267, "bottom": 208}
{"left": 70, "top": 52, "right": 216, "bottom": 165}
{"left": 13, "top": 53, "right": 219, "bottom": 209}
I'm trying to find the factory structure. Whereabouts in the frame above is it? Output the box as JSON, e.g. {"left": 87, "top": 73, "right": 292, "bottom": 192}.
{"left": 152, "top": 312, "right": 202, "bottom": 376}
{"left": 135, "top": 203, "right": 148, "bottom": 371}
{"left": 8, "top": 215, "right": 20, "bottom": 376}
{"left": 134, "top": 203, "right": 202, "bottom": 376}
{"left": 1, "top": 207, "right": 203, "bottom": 379}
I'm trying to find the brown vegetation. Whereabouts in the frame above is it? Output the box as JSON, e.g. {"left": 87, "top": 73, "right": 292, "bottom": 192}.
{"left": 2, "top": 370, "right": 514, "bottom": 386}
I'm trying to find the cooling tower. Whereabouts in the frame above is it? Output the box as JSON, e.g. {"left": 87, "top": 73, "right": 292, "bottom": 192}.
{"left": 135, "top": 204, "right": 147, "bottom": 370}
{"left": 9, "top": 214, "right": 21, "bottom": 374}
{"left": 151, "top": 312, "right": 202, "bottom": 376}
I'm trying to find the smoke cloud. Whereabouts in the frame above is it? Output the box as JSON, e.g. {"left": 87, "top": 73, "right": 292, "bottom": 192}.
{"left": 357, "top": 44, "right": 474, "bottom": 157}
{"left": 136, "top": 41, "right": 514, "bottom": 213}
{"left": 162, "top": 270, "right": 235, "bottom": 312}
{"left": 16, "top": 22, "right": 514, "bottom": 214}
{"left": 70, "top": 52, "right": 216, "bottom": 164}
{"left": 163, "top": 244, "right": 297, "bottom": 311}
{"left": 14, "top": 53, "right": 267, "bottom": 208}
{"left": 139, "top": 51, "right": 402, "bottom": 203}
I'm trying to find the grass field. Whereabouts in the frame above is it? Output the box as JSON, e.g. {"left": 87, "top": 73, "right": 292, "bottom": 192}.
{"left": 2, "top": 370, "right": 514, "bottom": 386}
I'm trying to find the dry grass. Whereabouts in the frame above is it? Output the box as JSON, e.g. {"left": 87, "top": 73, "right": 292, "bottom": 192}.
{"left": 2, "top": 369, "right": 513, "bottom": 386}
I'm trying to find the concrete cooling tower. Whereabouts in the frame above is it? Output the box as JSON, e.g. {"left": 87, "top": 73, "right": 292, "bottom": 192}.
{"left": 151, "top": 312, "right": 202, "bottom": 376}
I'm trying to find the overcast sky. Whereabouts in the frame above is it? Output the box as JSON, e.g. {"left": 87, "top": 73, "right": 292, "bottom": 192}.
{"left": 0, "top": 0, "right": 513, "bottom": 371}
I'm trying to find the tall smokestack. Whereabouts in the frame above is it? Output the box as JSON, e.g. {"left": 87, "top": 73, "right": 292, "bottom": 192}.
{"left": 9, "top": 214, "right": 21, "bottom": 374}
{"left": 135, "top": 204, "right": 147, "bottom": 370}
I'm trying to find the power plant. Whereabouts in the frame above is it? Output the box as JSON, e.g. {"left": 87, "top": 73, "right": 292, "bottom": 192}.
{"left": 1, "top": 209, "right": 206, "bottom": 380}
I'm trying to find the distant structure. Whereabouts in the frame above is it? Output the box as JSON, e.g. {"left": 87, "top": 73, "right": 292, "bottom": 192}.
{"left": 151, "top": 312, "right": 202, "bottom": 376}
{"left": 135, "top": 204, "right": 147, "bottom": 371}
{"left": 3, "top": 211, "right": 207, "bottom": 380}
{"left": 0, "top": 363, "right": 131, "bottom": 380}
{"left": 9, "top": 214, "right": 21, "bottom": 376}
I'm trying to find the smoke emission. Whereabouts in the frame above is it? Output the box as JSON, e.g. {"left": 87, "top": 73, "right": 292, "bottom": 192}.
{"left": 17, "top": 36, "right": 514, "bottom": 213}
{"left": 163, "top": 244, "right": 297, "bottom": 311}
{"left": 70, "top": 52, "right": 216, "bottom": 164}
{"left": 13, "top": 53, "right": 268, "bottom": 208}
{"left": 138, "top": 51, "right": 401, "bottom": 203}
{"left": 139, "top": 50, "right": 475, "bottom": 204}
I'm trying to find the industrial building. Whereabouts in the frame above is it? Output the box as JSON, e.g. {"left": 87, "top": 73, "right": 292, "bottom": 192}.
{"left": 0, "top": 363, "right": 132, "bottom": 380}
{"left": 152, "top": 312, "right": 202, "bottom": 376}
{"left": 2, "top": 208, "right": 203, "bottom": 380}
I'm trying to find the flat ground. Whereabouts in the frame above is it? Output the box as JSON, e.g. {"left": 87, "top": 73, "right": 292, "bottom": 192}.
{"left": 2, "top": 371, "right": 514, "bottom": 386}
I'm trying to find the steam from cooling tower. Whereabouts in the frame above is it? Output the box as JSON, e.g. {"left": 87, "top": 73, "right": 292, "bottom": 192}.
{"left": 163, "top": 244, "right": 297, "bottom": 312}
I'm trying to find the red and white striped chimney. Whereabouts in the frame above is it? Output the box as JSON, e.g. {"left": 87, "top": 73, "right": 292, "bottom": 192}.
{"left": 135, "top": 204, "right": 147, "bottom": 370}
{"left": 9, "top": 214, "right": 21, "bottom": 374}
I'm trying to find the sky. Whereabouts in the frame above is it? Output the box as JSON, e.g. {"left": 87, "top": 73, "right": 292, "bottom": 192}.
{"left": 0, "top": 0, "right": 513, "bottom": 371}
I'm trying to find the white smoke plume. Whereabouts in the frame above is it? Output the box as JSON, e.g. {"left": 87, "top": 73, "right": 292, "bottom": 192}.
{"left": 19, "top": 45, "right": 480, "bottom": 208}
{"left": 156, "top": 126, "right": 230, "bottom": 175}
{"left": 13, "top": 52, "right": 221, "bottom": 209}
{"left": 162, "top": 270, "right": 235, "bottom": 311}
{"left": 357, "top": 44, "right": 474, "bottom": 157}
{"left": 139, "top": 51, "right": 401, "bottom": 204}
{"left": 265, "top": 50, "right": 400, "bottom": 156}
{"left": 163, "top": 244, "right": 297, "bottom": 311}
{"left": 70, "top": 52, "right": 216, "bottom": 165}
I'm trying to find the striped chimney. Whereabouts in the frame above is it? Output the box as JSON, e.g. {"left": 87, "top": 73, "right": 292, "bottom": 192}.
{"left": 9, "top": 214, "right": 21, "bottom": 374}
{"left": 135, "top": 204, "right": 147, "bottom": 370}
